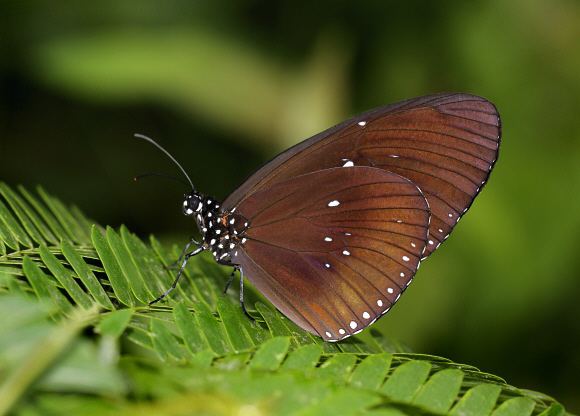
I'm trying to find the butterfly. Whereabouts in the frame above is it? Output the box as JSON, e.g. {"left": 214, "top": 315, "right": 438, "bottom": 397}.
{"left": 138, "top": 93, "right": 501, "bottom": 342}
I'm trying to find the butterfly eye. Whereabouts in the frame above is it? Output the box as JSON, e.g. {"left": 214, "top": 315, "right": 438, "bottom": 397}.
{"left": 182, "top": 199, "right": 194, "bottom": 216}
{"left": 182, "top": 194, "right": 201, "bottom": 216}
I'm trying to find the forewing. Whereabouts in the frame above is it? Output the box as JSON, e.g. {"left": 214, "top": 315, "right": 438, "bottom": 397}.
{"left": 232, "top": 167, "right": 430, "bottom": 341}
{"left": 224, "top": 93, "right": 500, "bottom": 257}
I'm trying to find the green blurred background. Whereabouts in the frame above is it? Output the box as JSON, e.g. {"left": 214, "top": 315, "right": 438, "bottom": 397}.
{"left": 1, "top": 0, "right": 579, "bottom": 411}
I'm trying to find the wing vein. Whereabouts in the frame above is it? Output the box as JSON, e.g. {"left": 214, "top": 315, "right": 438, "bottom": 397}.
{"left": 358, "top": 142, "right": 492, "bottom": 168}
{"left": 364, "top": 126, "right": 498, "bottom": 149}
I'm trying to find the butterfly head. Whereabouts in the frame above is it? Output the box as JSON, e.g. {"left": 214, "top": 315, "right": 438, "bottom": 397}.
{"left": 182, "top": 191, "right": 204, "bottom": 216}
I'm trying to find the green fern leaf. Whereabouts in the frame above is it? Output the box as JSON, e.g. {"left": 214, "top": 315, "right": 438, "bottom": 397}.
{"left": 0, "top": 183, "right": 570, "bottom": 415}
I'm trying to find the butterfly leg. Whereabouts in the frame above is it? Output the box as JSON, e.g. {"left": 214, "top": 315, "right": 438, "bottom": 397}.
{"left": 167, "top": 237, "right": 200, "bottom": 270}
{"left": 239, "top": 269, "right": 254, "bottom": 321}
{"left": 222, "top": 266, "right": 253, "bottom": 320}
{"left": 223, "top": 266, "right": 239, "bottom": 294}
{"left": 149, "top": 245, "right": 204, "bottom": 305}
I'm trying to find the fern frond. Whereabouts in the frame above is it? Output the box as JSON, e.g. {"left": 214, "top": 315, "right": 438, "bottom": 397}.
{"left": 0, "top": 183, "right": 569, "bottom": 415}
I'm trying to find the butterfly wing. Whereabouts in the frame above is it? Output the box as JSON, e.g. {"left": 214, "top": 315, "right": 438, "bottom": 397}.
{"left": 224, "top": 93, "right": 500, "bottom": 257}
{"left": 231, "top": 166, "right": 430, "bottom": 340}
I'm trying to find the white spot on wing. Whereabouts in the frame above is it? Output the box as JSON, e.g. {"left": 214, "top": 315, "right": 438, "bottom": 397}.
{"left": 342, "top": 250, "right": 350, "bottom": 256}
{"left": 358, "top": 121, "right": 367, "bottom": 126}
{"left": 328, "top": 200, "right": 340, "bottom": 207}
{"left": 402, "top": 255, "right": 410, "bottom": 262}
{"left": 377, "top": 299, "right": 383, "bottom": 307}
{"left": 324, "top": 263, "right": 331, "bottom": 269}
{"left": 350, "top": 321, "right": 357, "bottom": 329}
{"left": 338, "top": 328, "right": 345, "bottom": 335}
{"left": 342, "top": 160, "right": 354, "bottom": 167}
{"left": 362, "top": 311, "right": 370, "bottom": 319}
{"left": 387, "top": 287, "right": 394, "bottom": 294}
{"left": 324, "top": 237, "right": 333, "bottom": 242}
{"left": 325, "top": 331, "right": 331, "bottom": 337}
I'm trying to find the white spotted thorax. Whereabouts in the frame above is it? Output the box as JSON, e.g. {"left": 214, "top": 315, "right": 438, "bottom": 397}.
{"left": 182, "top": 191, "right": 249, "bottom": 265}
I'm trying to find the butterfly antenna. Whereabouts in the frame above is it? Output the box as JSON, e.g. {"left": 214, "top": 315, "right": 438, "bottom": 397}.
{"left": 134, "top": 133, "right": 195, "bottom": 190}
